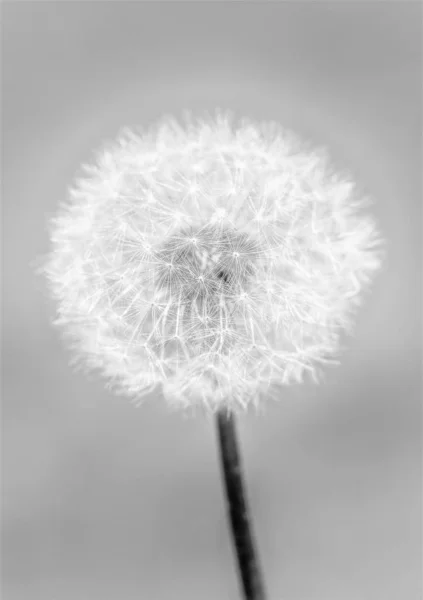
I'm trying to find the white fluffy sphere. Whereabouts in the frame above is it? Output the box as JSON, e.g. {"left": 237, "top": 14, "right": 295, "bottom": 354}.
{"left": 40, "top": 111, "right": 384, "bottom": 412}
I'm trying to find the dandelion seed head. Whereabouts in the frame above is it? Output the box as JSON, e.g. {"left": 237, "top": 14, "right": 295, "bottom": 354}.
{"left": 39, "top": 111, "right": 384, "bottom": 413}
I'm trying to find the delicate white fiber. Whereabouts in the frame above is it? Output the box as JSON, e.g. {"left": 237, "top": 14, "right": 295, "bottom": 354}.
{"left": 39, "top": 111, "right": 384, "bottom": 412}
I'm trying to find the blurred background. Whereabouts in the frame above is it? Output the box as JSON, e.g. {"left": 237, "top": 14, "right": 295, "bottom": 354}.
{"left": 2, "top": 2, "right": 422, "bottom": 600}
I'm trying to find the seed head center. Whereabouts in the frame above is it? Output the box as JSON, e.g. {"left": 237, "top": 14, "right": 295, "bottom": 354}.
{"left": 155, "top": 224, "right": 260, "bottom": 304}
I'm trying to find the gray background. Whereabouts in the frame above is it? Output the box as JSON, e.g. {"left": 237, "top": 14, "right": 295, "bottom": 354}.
{"left": 2, "top": 2, "right": 422, "bottom": 600}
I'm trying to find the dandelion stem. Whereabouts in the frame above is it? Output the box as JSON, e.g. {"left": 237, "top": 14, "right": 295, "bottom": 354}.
{"left": 216, "top": 409, "right": 267, "bottom": 600}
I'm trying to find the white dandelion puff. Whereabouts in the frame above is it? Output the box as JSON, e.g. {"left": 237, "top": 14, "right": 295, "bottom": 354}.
{"left": 37, "top": 111, "right": 384, "bottom": 412}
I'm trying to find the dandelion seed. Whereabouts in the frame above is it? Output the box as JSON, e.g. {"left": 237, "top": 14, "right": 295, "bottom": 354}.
{"left": 37, "top": 110, "right": 384, "bottom": 413}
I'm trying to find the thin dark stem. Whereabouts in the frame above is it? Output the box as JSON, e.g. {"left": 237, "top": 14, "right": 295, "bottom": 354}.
{"left": 216, "top": 409, "right": 267, "bottom": 600}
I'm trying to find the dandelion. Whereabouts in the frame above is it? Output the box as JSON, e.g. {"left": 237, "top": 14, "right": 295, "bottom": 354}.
{"left": 36, "top": 110, "right": 384, "bottom": 600}
{"left": 38, "top": 111, "right": 383, "bottom": 413}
